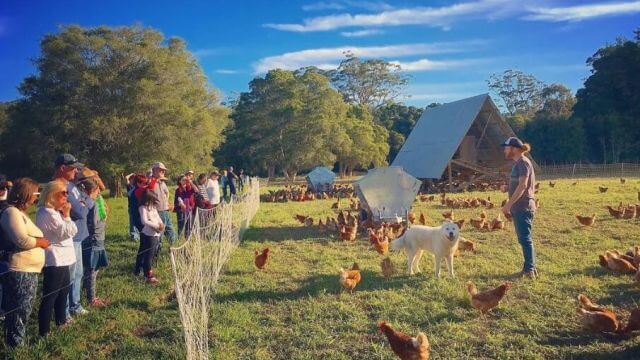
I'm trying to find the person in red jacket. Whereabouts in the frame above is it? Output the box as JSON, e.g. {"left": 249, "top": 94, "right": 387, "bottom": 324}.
{"left": 174, "top": 176, "right": 195, "bottom": 238}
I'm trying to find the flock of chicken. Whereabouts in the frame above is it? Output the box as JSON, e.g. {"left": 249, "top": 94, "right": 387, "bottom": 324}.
{"left": 251, "top": 179, "right": 640, "bottom": 359}
{"left": 261, "top": 183, "right": 354, "bottom": 203}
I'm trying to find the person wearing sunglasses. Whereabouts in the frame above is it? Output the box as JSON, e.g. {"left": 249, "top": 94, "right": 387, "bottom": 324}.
{"left": 0, "top": 178, "right": 50, "bottom": 347}
{"left": 35, "top": 180, "right": 78, "bottom": 337}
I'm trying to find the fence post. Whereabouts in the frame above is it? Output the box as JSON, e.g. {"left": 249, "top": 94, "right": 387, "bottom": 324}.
{"left": 621, "top": 163, "right": 624, "bottom": 177}
{"left": 572, "top": 163, "right": 576, "bottom": 178}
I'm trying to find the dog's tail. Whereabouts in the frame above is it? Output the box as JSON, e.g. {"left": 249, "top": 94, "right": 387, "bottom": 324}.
{"left": 390, "top": 230, "right": 408, "bottom": 252}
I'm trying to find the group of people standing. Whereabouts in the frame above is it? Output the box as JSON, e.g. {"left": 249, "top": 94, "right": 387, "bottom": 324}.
{"left": 125, "top": 163, "right": 245, "bottom": 284}
{"left": 0, "top": 154, "right": 109, "bottom": 347}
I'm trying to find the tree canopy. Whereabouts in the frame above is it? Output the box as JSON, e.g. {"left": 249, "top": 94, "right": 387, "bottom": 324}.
{"left": 0, "top": 25, "right": 228, "bottom": 181}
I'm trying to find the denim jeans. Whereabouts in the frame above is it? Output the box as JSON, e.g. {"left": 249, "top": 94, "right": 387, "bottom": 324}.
{"left": 129, "top": 218, "right": 139, "bottom": 241}
{"left": 158, "top": 210, "right": 176, "bottom": 245}
{"left": 67, "top": 241, "right": 84, "bottom": 315}
{"left": 512, "top": 209, "right": 536, "bottom": 272}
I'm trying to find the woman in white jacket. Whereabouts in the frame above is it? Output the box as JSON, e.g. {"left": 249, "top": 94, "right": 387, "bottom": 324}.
{"left": 36, "top": 179, "right": 77, "bottom": 336}
{"left": 138, "top": 190, "right": 163, "bottom": 284}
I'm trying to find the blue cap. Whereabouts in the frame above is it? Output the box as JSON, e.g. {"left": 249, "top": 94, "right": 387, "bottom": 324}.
{"left": 500, "top": 137, "right": 524, "bottom": 148}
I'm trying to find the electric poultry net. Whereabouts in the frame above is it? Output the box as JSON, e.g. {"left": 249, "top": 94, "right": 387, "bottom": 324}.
{"left": 169, "top": 178, "right": 260, "bottom": 360}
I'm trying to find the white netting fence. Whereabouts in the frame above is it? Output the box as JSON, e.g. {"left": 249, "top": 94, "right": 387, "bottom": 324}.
{"left": 169, "top": 177, "right": 260, "bottom": 360}
{"left": 537, "top": 163, "right": 640, "bottom": 179}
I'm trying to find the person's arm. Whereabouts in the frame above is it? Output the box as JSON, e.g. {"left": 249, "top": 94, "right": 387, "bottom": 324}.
{"left": 68, "top": 186, "right": 90, "bottom": 222}
{"left": 1, "top": 208, "right": 38, "bottom": 249}
{"left": 36, "top": 209, "right": 78, "bottom": 244}
{"left": 502, "top": 163, "right": 530, "bottom": 216}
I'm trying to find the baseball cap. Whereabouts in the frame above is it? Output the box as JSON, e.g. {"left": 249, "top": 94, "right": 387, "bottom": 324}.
{"left": 152, "top": 162, "right": 168, "bottom": 171}
{"left": 186, "top": 170, "right": 194, "bottom": 175}
{"left": 500, "top": 137, "right": 524, "bottom": 148}
{"left": 55, "top": 154, "right": 84, "bottom": 168}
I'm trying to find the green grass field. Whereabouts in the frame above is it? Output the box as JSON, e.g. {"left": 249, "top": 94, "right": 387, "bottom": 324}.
{"left": 3, "top": 178, "right": 640, "bottom": 359}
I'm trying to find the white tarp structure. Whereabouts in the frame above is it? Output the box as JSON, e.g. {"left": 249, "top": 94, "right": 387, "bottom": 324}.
{"left": 353, "top": 166, "right": 421, "bottom": 222}
{"left": 306, "top": 166, "right": 336, "bottom": 192}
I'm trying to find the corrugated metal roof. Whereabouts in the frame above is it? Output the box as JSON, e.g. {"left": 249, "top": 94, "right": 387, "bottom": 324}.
{"left": 391, "top": 93, "right": 491, "bottom": 179}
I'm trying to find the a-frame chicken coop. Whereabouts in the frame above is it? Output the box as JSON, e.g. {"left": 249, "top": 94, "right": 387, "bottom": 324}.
{"left": 392, "top": 94, "right": 537, "bottom": 185}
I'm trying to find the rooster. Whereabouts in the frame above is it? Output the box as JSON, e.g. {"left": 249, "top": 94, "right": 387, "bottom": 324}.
{"left": 576, "top": 214, "right": 596, "bottom": 226}
{"left": 254, "top": 248, "right": 270, "bottom": 270}
{"left": 379, "top": 322, "right": 429, "bottom": 360}
{"left": 467, "top": 281, "right": 512, "bottom": 315}
{"left": 577, "top": 294, "right": 620, "bottom": 333}
{"left": 338, "top": 264, "right": 361, "bottom": 293}
{"left": 606, "top": 206, "right": 625, "bottom": 219}
{"left": 381, "top": 257, "right": 395, "bottom": 279}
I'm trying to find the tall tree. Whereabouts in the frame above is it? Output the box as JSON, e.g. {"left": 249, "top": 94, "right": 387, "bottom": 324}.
{"left": 573, "top": 33, "right": 640, "bottom": 163}
{"left": 222, "top": 68, "right": 348, "bottom": 181}
{"left": 335, "top": 104, "right": 389, "bottom": 177}
{"left": 487, "top": 69, "right": 545, "bottom": 118}
{"left": 328, "top": 53, "right": 409, "bottom": 108}
{"left": 0, "top": 25, "right": 228, "bottom": 186}
{"left": 373, "top": 103, "right": 423, "bottom": 162}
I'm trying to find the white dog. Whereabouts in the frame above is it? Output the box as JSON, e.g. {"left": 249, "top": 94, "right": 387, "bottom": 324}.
{"left": 390, "top": 221, "right": 460, "bottom": 278}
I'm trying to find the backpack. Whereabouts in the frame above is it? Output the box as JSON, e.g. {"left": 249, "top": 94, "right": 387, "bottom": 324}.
{"left": 128, "top": 191, "right": 144, "bottom": 231}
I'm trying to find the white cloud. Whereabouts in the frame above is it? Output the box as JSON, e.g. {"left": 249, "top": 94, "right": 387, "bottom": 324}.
{"left": 302, "top": 2, "right": 346, "bottom": 11}
{"left": 340, "top": 29, "right": 384, "bottom": 37}
{"left": 524, "top": 1, "right": 640, "bottom": 22}
{"left": 265, "top": 0, "right": 520, "bottom": 32}
{"left": 391, "top": 58, "right": 488, "bottom": 72}
{"left": 303, "top": 1, "right": 393, "bottom": 12}
{"left": 215, "top": 69, "right": 239, "bottom": 74}
{"left": 252, "top": 40, "right": 488, "bottom": 73}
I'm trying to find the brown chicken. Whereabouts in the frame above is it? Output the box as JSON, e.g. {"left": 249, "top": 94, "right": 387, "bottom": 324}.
{"left": 381, "top": 257, "right": 396, "bottom": 279}
{"left": 482, "top": 222, "right": 490, "bottom": 230}
{"left": 379, "top": 322, "right": 429, "bottom": 360}
{"left": 577, "top": 294, "right": 620, "bottom": 333}
{"left": 304, "top": 217, "right": 314, "bottom": 227}
{"left": 338, "top": 265, "right": 361, "bottom": 293}
{"left": 623, "top": 308, "right": 640, "bottom": 334}
{"left": 339, "top": 225, "right": 357, "bottom": 241}
{"left": 254, "top": 248, "right": 270, "bottom": 270}
{"left": 457, "top": 237, "right": 476, "bottom": 252}
{"left": 454, "top": 219, "right": 465, "bottom": 230}
{"left": 469, "top": 218, "right": 485, "bottom": 230}
{"left": 480, "top": 210, "right": 487, "bottom": 219}
{"left": 598, "top": 254, "right": 609, "bottom": 268}
{"left": 418, "top": 212, "right": 427, "bottom": 225}
{"left": 623, "top": 205, "right": 636, "bottom": 219}
{"left": 467, "top": 281, "right": 512, "bottom": 314}
{"left": 318, "top": 219, "right": 327, "bottom": 234}
{"left": 549, "top": 181, "right": 556, "bottom": 188}
{"left": 372, "top": 234, "right": 390, "bottom": 255}
{"left": 407, "top": 212, "right": 416, "bottom": 224}
{"left": 576, "top": 214, "right": 596, "bottom": 226}
{"left": 604, "top": 251, "right": 638, "bottom": 273}
{"left": 490, "top": 214, "right": 504, "bottom": 230}
{"left": 572, "top": 181, "right": 578, "bottom": 186}
{"left": 294, "top": 214, "right": 308, "bottom": 223}
{"left": 599, "top": 186, "right": 608, "bottom": 193}
{"left": 442, "top": 210, "right": 454, "bottom": 220}
{"left": 606, "top": 206, "right": 625, "bottom": 219}
{"left": 620, "top": 178, "right": 626, "bottom": 184}
{"left": 337, "top": 211, "right": 346, "bottom": 226}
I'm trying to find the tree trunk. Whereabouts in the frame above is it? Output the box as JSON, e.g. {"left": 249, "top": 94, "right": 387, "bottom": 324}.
{"left": 109, "top": 178, "right": 123, "bottom": 198}
{"left": 268, "top": 164, "right": 276, "bottom": 180}
{"left": 339, "top": 162, "right": 346, "bottom": 178}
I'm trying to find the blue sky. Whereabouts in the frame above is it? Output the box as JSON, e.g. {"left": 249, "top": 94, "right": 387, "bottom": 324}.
{"left": 1, "top": 0, "right": 638, "bottom": 107}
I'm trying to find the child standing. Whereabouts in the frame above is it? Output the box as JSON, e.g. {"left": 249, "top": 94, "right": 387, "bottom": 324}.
{"left": 79, "top": 179, "right": 109, "bottom": 307}
{"left": 138, "top": 190, "right": 163, "bottom": 284}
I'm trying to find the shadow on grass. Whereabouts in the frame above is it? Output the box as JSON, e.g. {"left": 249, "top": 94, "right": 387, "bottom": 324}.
{"left": 568, "top": 344, "right": 640, "bottom": 360}
{"left": 536, "top": 328, "right": 630, "bottom": 348}
{"left": 243, "top": 225, "right": 338, "bottom": 243}
{"left": 216, "top": 270, "right": 429, "bottom": 304}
